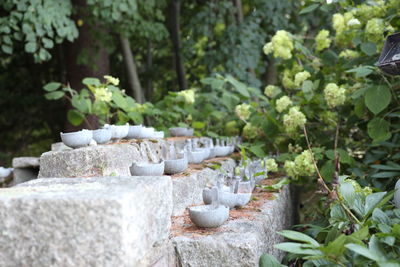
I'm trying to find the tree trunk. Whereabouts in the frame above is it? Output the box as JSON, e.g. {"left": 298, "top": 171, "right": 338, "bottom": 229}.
{"left": 145, "top": 39, "right": 153, "bottom": 101}
{"left": 167, "top": 0, "right": 187, "bottom": 91}
{"left": 265, "top": 57, "right": 278, "bottom": 85}
{"left": 64, "top": 0, "right": 109, "bottom": 131}
{"left": 120, "top": 36, "right": 144, "bottom": 103}
{"left": 233, "top": 0, "right": 244, "bottom": 24}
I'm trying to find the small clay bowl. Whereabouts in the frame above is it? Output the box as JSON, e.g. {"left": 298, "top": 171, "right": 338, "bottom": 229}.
{"left": 188, "top": 150, "right": 205, "bottom": 164}
{"left": 130, "top": 161, "right": 165, "bottom": 176}
{"left": 104, "top": 124, "right": 129, "bottom": 139}
{"left": 137, "top": 127, "right": 155, "bottom": 139}
{"left": 60, "top": 129, "right": 93, "bottom": 149}
{"left": 92, "top": 128, "right": 112, "bottom": 144}
{"left": 153, "top": 131, "right": 165, "bottom": 139}
{"left": 164, "top": 156, "right": 188, "bottom": 175}
{"left": 126, "top": 125, "right": 143, "bottom": 139}
{"left": 189, "top": 205, "right": 229, "bottom": 228}
{"left": 0, "top": 167, "right": 13, "bottom": 178}
{"left": 169, "top": 127, "right": 187, "bottom": 137}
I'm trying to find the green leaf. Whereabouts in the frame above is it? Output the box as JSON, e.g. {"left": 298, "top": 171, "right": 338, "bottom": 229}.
{"left": 346, "top": 66, "right": 374, "bottom": 77}
{"left": 365, "top": 85, "right": 391, "bottom": 115}
{"left": 226, "top": 75, "right": 250, "bottom": 98}
{"left": 345, "top": 244, "right": 381, "bottom": 261}
{"left": 43, "top": 82, "right": 61, "bottom": 92}
{"left": 299, "top": 4, "right": 319, "bottom": 15}
{"left": 25, "top": 42, "right": 37, "bottom": 53}
{"left": 275, "top": 242, "right": 322, "bottom": 256}
{"left": 370, "top": 172, "right": 400, "bottom": 178}
{"left": 192, "top": 121, "right": 205, "bottom": 129}
{"left": 361, "top": 42, "right": 377, "bottom": 56}
{"left": 44, "top": 91, "right": 65, "bottom": 100}
{"left": 364, "top": 192, "right": 387, "bottom": 216}
{"left": 112, "top": 91, "right": 127, "bottom": 109}
{"left": 1, "top": 44, "right": 12, "bottom": 54}
{"left": 259, "top": 254, "right": 286, "bottom": 267}
{"left": 278, "top": 230, "right": 320, "bottom": 247}
{"left": 261, "top": 178, "right": 290, "bottom": 191}
{"left": 82, "top": 78, "right": 101, "bottom": 86}
{"left": 249, "top": 145, "right": 265, "bottom": 158}
{"left": 367, "top": 118, "right": 391, "bottom": 142}
{"left": 67, "top": 110, "right": 84, "bottom": 126}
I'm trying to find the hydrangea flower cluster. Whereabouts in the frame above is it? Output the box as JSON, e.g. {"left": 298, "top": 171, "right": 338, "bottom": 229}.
{"left": 315, "top": 30, "right": 331, "bottom": 51}
{"left": 264, "top": 158, "right": 278, "bottom": 172}
{"left": 340, "top": 178, "right": 373, "bottom": 199}
{"left": 284, "top": 150, "right": 316, "bottom": 179}
{"left": 263, "top": 30, "right": 294, "bottom": 60}
{"left": 282, "top": 63, "right": 303, "bottom": 90}
{"left": 235, "top": 103, "right": 251, "bottom": 121}
{"left": 283, "top": 106, "right": 307, "bottom": 133}
{"left": 365, "top": 18, "right": 384, "bottom": 42}
{"left": 288, "top": 143, "right": 302, "bottom": 154}
{"left": 104, "top": 75, "right": 119, "bottom": 86}
{"left": 264, "top": 85, "right": 280, "bottom": 98}
{"left": 294, "top": 71, "right": 311, "bottom": 87}
{"left": 332, "top": 13, "right": 346, "bottom": 34}
{"left": 276, "top": 96, "right": 292, "bottom": 113}
{"left": 94, "top": 87, "right": 112, "bottom": 102}
{"left": 177, "top": 89, "right": 195, "bottom": 104}
{"left": 339, "top": 49, "right": 360, "bottom": 59}
{"left": 242, "top": 123, "right": 258, "bottom": 140}
{"left": 324, "top": 83, "right": 346, "bottom": 108}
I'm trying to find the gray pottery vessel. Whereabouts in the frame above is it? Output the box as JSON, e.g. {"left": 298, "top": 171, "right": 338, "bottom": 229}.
{"left": 130, "top": 161, "right": 165, "bottom": 176}
{"left": 126, "top": 125, "right": 143, "bottom": 139}
{"left": 169, "top": 127, "right": 187, "bottom": 137}
{"left": 395, "top": 179, "right": 400, "bottom": 209}
{"left": 186, "top": 128, "right": 194, "bottom": 136}
{"left": 153, "top": 131, "right": 165, "bottom": 139}
{"left": 104, "top": 124, "right": 129, "bottom": 139}
{"left": 189, "top": 205, "right": 229, "bottom": 228}
{"left": 206, "top": 147, "right": 216, "bottom": 159}
{"left": 164, "top": 156, "right": 188, "bottom": 175}
{"left": 202, "top": 186, "right": 230, "bottom": 205}
{"left": 92, "top": 128, "right": 112, "bottom": 144}
{"left": 188, "top": 150, "right": 207, "bottom": 164}
{"left": 235, "top": 193, "right": 252, "bottom": 207}
{"left": 0, "top": 167, "right": 13, "bottom": 178}
{"left": 60, "top": 129, "right": 93, "bottom": 149}
{"left": 137, "top": 127, "right": 155, "bottom": 139}
{"left": 214, "top": 146, "right": 231, "bottom": 157}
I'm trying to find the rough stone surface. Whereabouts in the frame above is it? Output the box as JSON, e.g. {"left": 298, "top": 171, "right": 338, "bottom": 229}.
{"left": 172, "top": 185, "right": 293, "bottom": 266}
{"left": 40, "top": 140, "right": 172, "bottom": 178}
{"left": 1, "top": 176, "right": 173, "bottom": 267}
{"left": 171, "top": 158, "right": 236, "bottom": 216}
{"left": 12, "top": 168, "right": 38, "bottom": 186}
{"left": 12, "top": 157, "right": 40, "bottom": 168}
{"left": 39, "top": 143, "right": 140, "bottom": 178}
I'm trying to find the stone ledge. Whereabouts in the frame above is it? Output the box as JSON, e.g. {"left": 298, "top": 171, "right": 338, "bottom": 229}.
{"left": 170, "top": 183, "right": 293, "bottom": 267}
{"left": 1, "top": 176, "right": 173, "bottom": 267}
{"left": 12, "top": 157, "right": 40, "bottom": 168}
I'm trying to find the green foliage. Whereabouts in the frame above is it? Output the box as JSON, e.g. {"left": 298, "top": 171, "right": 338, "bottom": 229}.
{"left": 262, "top": 178, "right": 400, "bottom": 266}
{"left": 43, "top": 75, "right": 145, "bottom": 127}
{"left": 0, "top": 0, "right": 78, "bottom": 62}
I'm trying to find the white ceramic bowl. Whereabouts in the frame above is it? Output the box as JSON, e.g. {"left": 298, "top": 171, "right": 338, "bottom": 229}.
{"left": 189, "top": 205, "right": 229, "bottom": 228}
{"left": 126, "top": 125, "right": 143, "bottom": 139}
{"left": 104, "top": 124, "right": 129, "bottom": 139}
{"left": 92, "top": 128, "right": 112, "bottom": 144}
{"left": 130, "top": 161, "right": 165, "bottom": 176}
{"left": 0, "top": 167, "right": 13, "bottom": 178}
{"left": 153, "top": 131, "right": 165, "bottom": 139}
{"left": 137, "top": 127, "right": 155, "bottom": 139}
{"left": 60, "top": 129, "right": 93, "bottom": 149}
{"left": 164, "top": 156, "right": 188, "bottom": 174}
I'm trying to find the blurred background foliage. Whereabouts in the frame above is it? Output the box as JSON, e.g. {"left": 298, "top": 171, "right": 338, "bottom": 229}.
{"left": 0, "top": 0, "right": 300, "bottom": 165}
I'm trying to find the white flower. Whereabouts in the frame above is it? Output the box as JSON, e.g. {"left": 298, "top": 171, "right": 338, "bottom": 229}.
{"left": 264, "top": 158, "right": 278, "bottom": 172}
{"left": 283, "top": 106, "right": 307, "bottom": 133}
{"left": 324, "top": 83, "right": 346, "bottom": 108}
{"left": 235, "top": 103, "right": 251, "bottom": 120}
{"left": 347, "top": 18, "right": 361, "bottom": 26}
{"left": 276, "top": 96, "right": 292, "bottom": 113}
{"left": 94, "top": 87, "right": 112, "bottom": 102}
{"left": 263, "top": 30, "right": 294, "bottom": 60}
{"left": 104, "top": 75, "right": 119, "bottom": 86}
{"left": 294, "top": 71, "right": 311, "bottom": 87}
{"left": 178, "top": 89, "right": 196, "bottom": 104}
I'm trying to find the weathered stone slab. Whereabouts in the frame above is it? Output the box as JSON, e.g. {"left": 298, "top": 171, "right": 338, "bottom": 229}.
{"left": 171, "top": 185, "right": 293, "bottom": 266}
{"left": 12, "top": 157, "right": 39, "bottom": 168}
{"left": 39, "top": 143, "right": 142, "bottom": 178}
{"left": 12, "top": 168, "right": 38, "bottom": 186}
{"left": 1, "top": 176, "right": 173, "bottom": 267}
{"left": 171, "top": 157, "right": 236, "bottom": 216}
